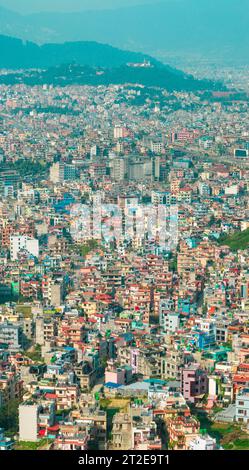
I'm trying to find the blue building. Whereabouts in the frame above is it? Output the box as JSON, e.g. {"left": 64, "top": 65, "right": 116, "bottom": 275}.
{"left": 0, "top": 428, "right": 14, "bottom": 450}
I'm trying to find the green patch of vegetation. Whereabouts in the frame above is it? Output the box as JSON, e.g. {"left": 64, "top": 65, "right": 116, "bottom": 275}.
{"left": 169, "top": 255, "right": 177, "bottom": 273}
{"left": 99, "top": 398, "right": 111, "bottom": 410}
{"left": 212, "top": 407, "right": 224, "bottom": 414}
{"left": 218, "top": 228, "right": 249, "bottom": 251}
{"left": 193, "top": 409, "right": 249, "bottom": 449}
{"left": 55, "top": 408, "right": 71, "bottom": 418}
{"left": 16, "top": 304, "right": 32, "bottom": 317}
{"left": 0, "top": 399, "right": 19, "bottom": 436}
{"left": 24, "top": 344, "right": 43, "bottom": 362}
{"left": 15, "top": 438, "right": 51, "bottom": 450}
{"left": 0, "top": 294, "right": 18, "bottom": 305}
{"left": 73, "top": 239, "right": 100, "bottom": 258}
{"left": 232, "top": 438, "right": 249, "bottom": 449}
{"left": 0, "top": 159, "right": 49, "bottom": 179}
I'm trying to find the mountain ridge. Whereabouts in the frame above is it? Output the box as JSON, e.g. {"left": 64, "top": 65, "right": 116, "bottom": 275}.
{"left": 0, "top": 1, "right": 248, "bottom": 65}
{"left": 0, "top": 34, "right": 170, "bottom": 69}
{"left": 0, "top": 36, "right": 223, "bottom": 92}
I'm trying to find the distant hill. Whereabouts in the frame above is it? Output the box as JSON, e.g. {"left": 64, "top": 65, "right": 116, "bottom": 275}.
{"left": 0, "top": 1, "right": 248, "bottom": 65}
{"left": 0, "top": 35, "right": 163, "bottom": 69}
{"left": 0, "top": 38, "right": 223, "bottom": 92}
{"left": 0, "top": 63, "right": 221, "bottom": 92}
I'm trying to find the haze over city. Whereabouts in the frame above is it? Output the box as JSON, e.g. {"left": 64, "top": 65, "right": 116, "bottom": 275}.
{"left": 0, "top": 0, "right": 248, "bottom": 66}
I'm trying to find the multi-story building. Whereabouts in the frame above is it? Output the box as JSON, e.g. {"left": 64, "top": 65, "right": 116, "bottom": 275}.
{"left": 181, "top": 363, "right": 208, "bottom": 404}
{"left": 0, "top": 371, "right": 23, "bottom": 404}
{"left": 19, "top": 403, "right": 39, "bottom": 442}
{"left": 10, "top": 235, "right": 39, "bottom": 261}
{"left": 168, "top": 415, "right": 200, "bottom": 450}
{"left": 111, "top": 411, "right": 132, "bottom": 450}
{"left": 235, "top": 388, "right": 249, "bottom": 424}
{"left": 161, "top": 348, "right": 185, "bottom": 381}
{"left": 189, "top": 434, "right": 219, "bottom": 450}
{"left": 0, "top": 322, "right": 23, "bottom": 351}
{"left": 50, "top": 162, "right": 76, "bottom": 183}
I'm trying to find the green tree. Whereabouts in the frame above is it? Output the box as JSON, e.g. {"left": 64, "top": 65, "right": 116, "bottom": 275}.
{"left": 0, "top": 399, "right": 20, "bottom": 435}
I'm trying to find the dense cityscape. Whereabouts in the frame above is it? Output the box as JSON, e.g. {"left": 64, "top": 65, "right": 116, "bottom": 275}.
{"left": 0, "top": 0, "right": 249, "bottom": 458}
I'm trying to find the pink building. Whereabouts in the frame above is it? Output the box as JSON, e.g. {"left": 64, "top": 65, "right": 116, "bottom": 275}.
{"left": 181, "top": 363, "right": 208, "bottom": 404}
{"left": 105, "top": 361, "right": 132, "bottom": 385}
{"left": 105, "top": 368, "right": 126, "bottom": 385}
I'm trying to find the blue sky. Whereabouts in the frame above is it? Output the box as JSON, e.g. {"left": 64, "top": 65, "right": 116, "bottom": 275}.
{"left": 0, "top": 0, "right": 164, "bottom": 13}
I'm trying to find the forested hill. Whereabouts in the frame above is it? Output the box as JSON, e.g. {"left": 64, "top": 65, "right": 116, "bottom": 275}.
{"left": 0, "top": 37, "right": 223, "bottom": 92}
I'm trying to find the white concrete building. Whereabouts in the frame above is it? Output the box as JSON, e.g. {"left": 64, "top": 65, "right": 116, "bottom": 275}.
{"left": 189, "top": 435, "right": 218, "bottom": 450}
{"left": 10, "top": 235, "right": 39, "bottom": 261}
{"left": 19, "top": 404, "right": 39, "bottom": 442}
{"left": 160, "top": 311, "right": 180, "bottom": 334}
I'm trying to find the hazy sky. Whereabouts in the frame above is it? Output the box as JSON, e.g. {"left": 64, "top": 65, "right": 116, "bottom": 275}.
{"left": 0, "top": 0, "right": 161, "bottom": 13}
